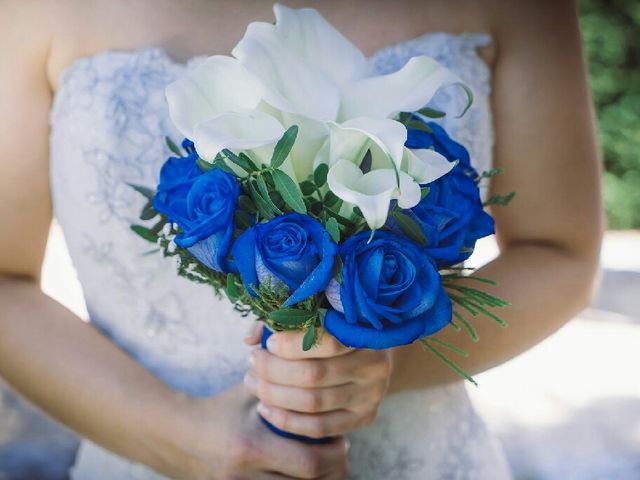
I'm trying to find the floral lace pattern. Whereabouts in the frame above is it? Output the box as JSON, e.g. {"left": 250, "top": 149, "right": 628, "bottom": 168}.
{"left": 48, "top": 34, "right": 510, "bottom": 479}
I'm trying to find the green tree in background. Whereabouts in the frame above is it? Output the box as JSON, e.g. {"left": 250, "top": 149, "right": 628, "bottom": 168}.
{"left": 579, "top": 0, "right": 640, "bottom": 229}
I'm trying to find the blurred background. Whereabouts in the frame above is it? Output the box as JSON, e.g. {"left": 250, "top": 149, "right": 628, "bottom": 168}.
{"left": 1, "top": 0, "right": 639, "bottom": 478}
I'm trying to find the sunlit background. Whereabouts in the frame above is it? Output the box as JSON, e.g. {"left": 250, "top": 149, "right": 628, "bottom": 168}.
{"left": 1, "top": 1, "right": 639, "bottom": 478}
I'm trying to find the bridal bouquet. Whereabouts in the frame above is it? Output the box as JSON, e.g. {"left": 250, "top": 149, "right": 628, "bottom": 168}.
{"left": 130, "top": 4, "right": 513, "bottom": 387}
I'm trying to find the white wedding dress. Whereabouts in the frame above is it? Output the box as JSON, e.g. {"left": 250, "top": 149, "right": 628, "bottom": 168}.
{"left": 49, "top": 32, "right": 511, "bottom": 479}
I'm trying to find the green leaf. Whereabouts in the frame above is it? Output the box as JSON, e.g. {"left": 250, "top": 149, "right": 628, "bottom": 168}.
{"left": 427, "top": 337, "right": 469, "bottom": 357}
{"left": 484, "top": 192, "right": 516, "bottom": 207}
{"left": 139, "top": 200, "right": 157, "bottom": 221}
{"left": 197, "top": 158, "right": 215, "bottom": 172}
{"left": 128, "top": 184, "right": 155, "bottom": 201}
{"left": 313, "top": 163, "right": 329, "bottom": 187}
{"left": 248, "top": 181, "right": 276, "bottom": 220}
{"left": 272, "top": 169, "right": 307, "bottom": 214}
{"left": 149, "top": 219, "right": 166, "bottom": 236}
{"left": 256, "top": 175, "right": 283, "bottom": 215}
{"left": 322, "top": 207, "right": 355, "bottom": 229}
{"left": 456, "top": 83, "right": 474, "bottom": 118}
{"left": 391, "top": 210, "right": 427, "bottom": 246}
{"left": 226, "top": 274, "right": 241, "bottom": 303}
{"left": 325, "top": 217, "right": 340, "bottom": 243}
{"left": 420, "top": 339, "right": 477, "bottom": 386}
{"left": 331, "top": 255, "right": 343, "bottom": 283}
{"left": 213, "top": 154, "right": 237, "bottom": 175}
{"left": 222, "top": 149, "right": 258, "bottom": 173}
{"left": 270, "top": 308, "right": 316, "bottom": 327}
{"left": 416, "top": 107, "right": 446, "bottom": 118}
{"left": 238, "top": 195, "right": 257, "bottom": 215}
{"left": 480, "top": 168, "right": 504, "bottom": 179}
{"left": 405, "top": 120, "right": 433, "bottom": 133}
{"left": 234, "top": 210, "right": 254, "bottom": 230}
{"left": 396, "top": 111, "right": 410, "bottom": 122}
{"left": 302, "top": 322, "right": 318, "bottom": 351}
{"left": 300, "top": 180, "right": 317, "bottom": 196}
{"left": 452, "top": 311, "right": 479, "bottom": 342}
{"left": 270, "top": 125, "right": 298, "bottom": 169}
{"left": 130, "top": 225, "right": 158, "bottom": 243}
{"left": 324, "top": 190, "right": 340, "bottom": 207}
{"left": 165, "top": 136, "right": 182, "bottom": 157}
{"left": 420, "top": 186, "right": 431, "bottom": 200}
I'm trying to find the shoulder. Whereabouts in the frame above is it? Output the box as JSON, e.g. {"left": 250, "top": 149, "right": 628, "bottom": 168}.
{"left": 485, "top": 0, "right": 579, "bottom": 48}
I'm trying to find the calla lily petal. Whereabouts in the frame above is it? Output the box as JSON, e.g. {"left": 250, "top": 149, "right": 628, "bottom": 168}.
{"left": 396, "top": 171, "right": 422, "bottom": 209}
{"left": 338, "top": 56, "right": 459, "bottom": 120}
{"left": 194, "top": 110, "right": 285, "bottom": 161}
{"left": 232, "top": 22, "right": 340, "bottom": 121}
{"left": 327, "top": 160, "right": 398, "bottom": 229}
{"left": 402, "top": 148, "right": 455, "bottom": 184}
{"left": 273, "top": 3, "right": 367, "bottom": 86}
{"left": 165, "top": 56, "right": 263, "bottom": 139}
{"left": 327, "top": 118, "right": 407, "bottom": 170}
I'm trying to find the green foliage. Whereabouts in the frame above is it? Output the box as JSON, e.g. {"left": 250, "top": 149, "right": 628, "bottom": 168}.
{"left": 272, "top": 169, "right": 307, "bottom": 214}
{"left": 579, "top": 0, "right": 640, "bottom": 228}
{"left": 390, "top": 208, "right": 427, "bottom": 246}
{"left": 165, "top": 136, "right": 183, "bottom": 157}
{"left": 270, "top": 125, "right": 298, "bottom": 169}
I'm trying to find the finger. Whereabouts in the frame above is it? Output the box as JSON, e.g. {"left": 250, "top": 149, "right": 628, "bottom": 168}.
{"left": 244, "top": 322, "right": 264, "bottom": 346}
{"left": 250, "top": 348, "right": 388, "bottom": 388}
{"left": 258, "top": 428, "right": 349, "bottom": 479}
{"left": 266, "top": 329, "right": 353, "bottom": 360}
{"left": 257, "top": 402, "right": 374, "bottom": 438}
{"left": 255, "top": 473, "right": 298, "bottom": 480}
{"left": 245, "top": 372, "right": 374, "bottom": 413}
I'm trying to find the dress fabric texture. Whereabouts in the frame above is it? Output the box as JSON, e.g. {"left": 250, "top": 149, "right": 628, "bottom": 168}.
{"left": 49, "top": 32, "right": 511, "bottom": 480}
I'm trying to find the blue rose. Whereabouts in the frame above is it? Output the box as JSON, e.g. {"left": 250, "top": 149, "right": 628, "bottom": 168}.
{"left": 152, "top": 147, "right": 203, "bottom": 222}
{"left": 232, "top": 213, "right": 338, "bottom": 307}
{"left": 154, "top": 165, "right": 240, "bottom": 273}
{"left": 406, "top": 120, "right": 471, "bottom": 167}
{"left": 324, "top": 230, "right": 451, "bottom": 349}
{"left": 393, "top": 119, "right": 494, "bottom": 266}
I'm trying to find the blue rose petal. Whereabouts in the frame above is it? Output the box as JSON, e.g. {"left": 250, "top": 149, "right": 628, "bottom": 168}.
{"left": 325, "top": 310, "right": 428, "bottom": 349}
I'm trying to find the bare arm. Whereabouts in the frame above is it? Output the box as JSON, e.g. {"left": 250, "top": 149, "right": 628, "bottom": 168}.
{"left": 0, "top": 2, "right": 200, "bottom": 473}
{"left": 0, "top": 3, "right": 347, "bottom": 478}
{"left": 389, "top": 0, "right": 603, "bottom": 390}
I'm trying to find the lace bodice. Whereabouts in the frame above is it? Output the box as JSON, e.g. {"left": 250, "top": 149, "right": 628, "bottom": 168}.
{"left": 49, "top": 33, "right": 510, "bottom": 479}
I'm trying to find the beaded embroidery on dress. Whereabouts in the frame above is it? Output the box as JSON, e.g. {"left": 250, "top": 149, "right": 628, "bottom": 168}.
{"left": 49, "top": 32, "right": 511, "bottom": 479}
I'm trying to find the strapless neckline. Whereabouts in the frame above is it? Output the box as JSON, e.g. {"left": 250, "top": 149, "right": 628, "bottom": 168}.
{"left": 53, "top": 32, "right": 491, "bottom": 97}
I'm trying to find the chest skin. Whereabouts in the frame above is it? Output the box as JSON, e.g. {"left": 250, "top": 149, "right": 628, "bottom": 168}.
{"left": 47, "top": 0, "right": 496, "bottom": 92}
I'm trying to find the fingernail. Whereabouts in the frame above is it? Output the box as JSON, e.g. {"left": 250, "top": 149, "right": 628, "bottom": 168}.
{"left": 256, "top": 402, "right": 271, "bottom": 416}
{"left": 266, "top": 335, "right": 278, "bottom": 353}
{"left": 248, "top": 350, "right": 257, "bottom": 367}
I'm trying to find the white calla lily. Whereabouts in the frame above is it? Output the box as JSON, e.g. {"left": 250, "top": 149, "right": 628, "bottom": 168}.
{"left": 326, "top": 118, "right": 407, "bottom": 170}
{"left": 402, "top": 148, "right": 455, "bottom": 184}
{"left": 339, "top": 56, "right": 459, "bottom": 121}
{"left": 165, "top": 56, "right": 263, "bottom": 139}
{"left": 232, "top": 22, "right": 340, "bottom": 121}
{"left": 273, "top": 3, "right": 367, "bottom": 86}
{"left": 231, "top": 4, "right": 468, "bottom": 124}
{"left": 327, "top": 159, "right": 423, "bottom": 230}
{"left": 327, "top": 160, "right": 396, "bottom": 229}
{"left": 194, "top": 110, "right": 285, "bottom": 161}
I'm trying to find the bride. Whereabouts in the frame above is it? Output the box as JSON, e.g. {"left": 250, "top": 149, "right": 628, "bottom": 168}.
{"left": 0, "top": 1, "right": 601, "bottom": 478}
